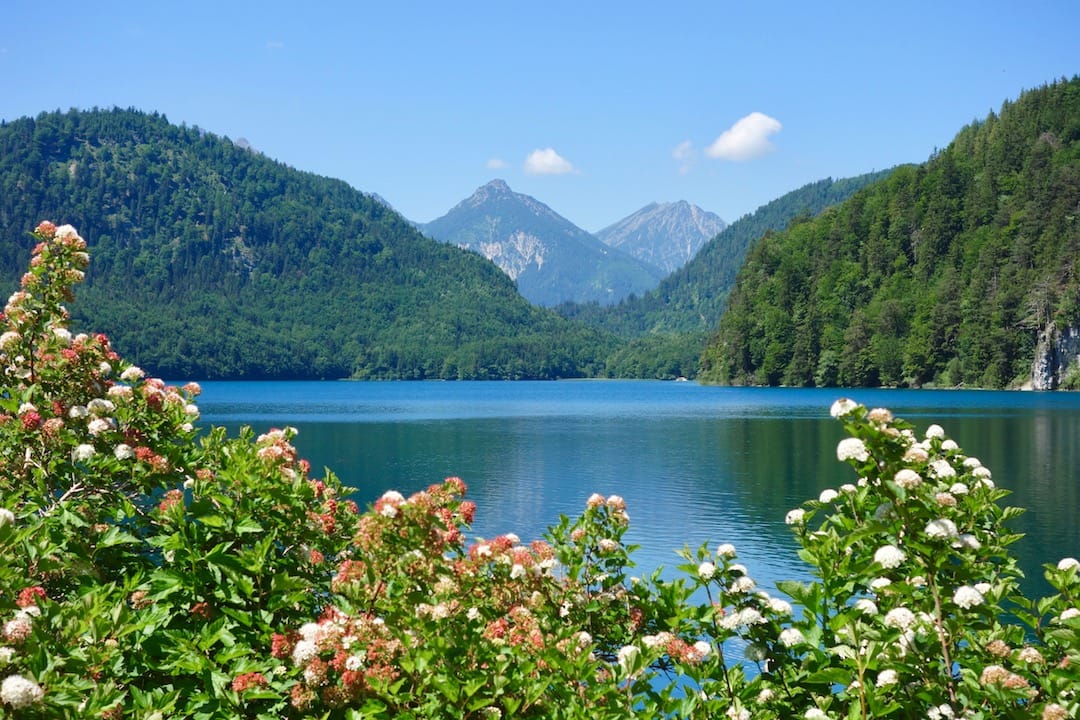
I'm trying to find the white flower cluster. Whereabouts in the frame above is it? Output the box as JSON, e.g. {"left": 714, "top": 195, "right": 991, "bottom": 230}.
{"left": 785, "top": 509, "right": 806, "bottom": 526}
{"left": 1058, "top": 607, "right": 1080, "bottom": 622}
{"left": 883, "top": 607, "right": 916, "bottom": 630}
{"left": 928, "top": 459, "right": 956, "bottom": 479}
{"left": 854, "top": 598, "right": 878, "bottom": 615}
{"left": 766, "top": 596, "right": 793, "bottom": 615}
{"left": 72, "top": 443, "right": 96, "bottom": 462}
{"left": 873, "top": 544, "right": 906, "bottom": 569}
{"left": 925, "top": 518, "right": 958, "bottom": 540}
{"left": 925, "top": 704, "right": 956, "bottom": 719}
{"left": 875, "top": 668, "right": 899, "bottom": 687}
{"left": 0, "top": 674, "right": 43, "bottom": 708}
{"left": 836, "top": 437, "right": 870, "bottom": 463}
{"left": 726, "top": 706, "right": 750, "bottom": 720}
{"left": 730, "top": 575, "right": 756, "bottom": 593}
{"left": 719, "top": 607, "right": 766, "bottom": 631}
{"left": 779, "top": 628, "right": 806, "bottom": 647}
{"left": 893, "top": 469, "right": 922, "bottom": 490}
{"left": 829, "top": 398, "right": 858, "bottom": 418}
{"left": 952, "top": 585, "right": 984, "bottom": 609}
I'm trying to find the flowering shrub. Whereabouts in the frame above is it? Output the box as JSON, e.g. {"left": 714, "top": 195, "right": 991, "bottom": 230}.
{"left": 0, "top": 223, "right": 360, "bottom": 718}
{"left": 0, "top": 223, "right": 1076, "bottom": 718}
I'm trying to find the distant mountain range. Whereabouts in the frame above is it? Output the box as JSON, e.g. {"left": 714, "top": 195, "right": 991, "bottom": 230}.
{"left": 420, "top": 180, "right": 672, "bottom": 306}
{"left": 596, "top": 201, "right": 726, "bottom": 275}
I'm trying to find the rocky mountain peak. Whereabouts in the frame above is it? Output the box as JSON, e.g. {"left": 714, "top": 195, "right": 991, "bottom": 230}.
{"left": 422, "top": 182, "right": 664, "bottom": 306}
{"left": 484, "top": 178, "right": 511, "bottom": 192}
{"left": 596, "top": 201, "right": 726, "bottom": 275}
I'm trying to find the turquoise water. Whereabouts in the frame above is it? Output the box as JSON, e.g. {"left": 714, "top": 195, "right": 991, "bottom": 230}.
{"left": 195, "top": 381, "right": 1080, "bottom": 598}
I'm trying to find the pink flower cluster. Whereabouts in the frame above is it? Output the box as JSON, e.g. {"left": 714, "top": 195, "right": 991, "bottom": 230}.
{"left": 353, "top": 478, "right": 475, "bottom": 557}
{"left": 272, "top": 606, "right": 403, "bottom": 711}
{"left": 231, "top": 671, "right": 268, "bottom": 693}
{"left": 15, "top": 587, "right": 46, "bottom": 608}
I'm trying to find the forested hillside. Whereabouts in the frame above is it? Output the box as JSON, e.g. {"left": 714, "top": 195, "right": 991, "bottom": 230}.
{"left": 700, "top": 77, "right": 1080, "bottom": 388}
{"left": 0, "top": 108, "right": 614, "bottom": 379}
{"left": 553, "top": 171, "right": 893, "bottom": 380}
{"left": 560, "top": 171, "right": 894, "bottom": 338}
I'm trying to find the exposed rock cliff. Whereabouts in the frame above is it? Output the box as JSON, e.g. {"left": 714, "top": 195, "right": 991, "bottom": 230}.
{"left": 1031, "top": 323, "right": 1080, "bottom": 389}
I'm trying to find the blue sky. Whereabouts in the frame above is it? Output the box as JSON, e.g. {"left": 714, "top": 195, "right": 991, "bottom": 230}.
{"left": 2, "top": 1, "right": 1077, "bottom": 231}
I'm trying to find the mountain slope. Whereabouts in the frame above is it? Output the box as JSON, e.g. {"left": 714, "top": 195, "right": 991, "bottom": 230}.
{"left": 700, "top": 77, "right": 1080, "bottom": 389}
{"left": 596, "top": 200, "right": 726, "bottom": 275}
{"left": 0, "top": 109, "right": 614, "bottom": 379}
{"left": 421, "top": 180, "right": 665, "bottom": 306}
{"left": 559, "top": 170, "right": 894, "bottom": 339}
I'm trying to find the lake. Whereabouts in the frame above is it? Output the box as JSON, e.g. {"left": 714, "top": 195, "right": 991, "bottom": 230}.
{"left": 195, "top": 380, "right": 1080, "bottom": 599}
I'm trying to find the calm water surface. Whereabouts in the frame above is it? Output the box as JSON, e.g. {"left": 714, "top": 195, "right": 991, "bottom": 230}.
{"left": 196, "top": 381, "right": 1080, "bottom": 598}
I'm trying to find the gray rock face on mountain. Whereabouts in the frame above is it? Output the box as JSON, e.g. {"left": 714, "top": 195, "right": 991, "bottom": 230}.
{"left": 1031, "top": 322, "right": 1080, "bottom": 389}
{"left": 595, "top": 201, "right": 726, "bottom": 274}
{"left": 421, "top": 180, "right": 665, "bottom": 307}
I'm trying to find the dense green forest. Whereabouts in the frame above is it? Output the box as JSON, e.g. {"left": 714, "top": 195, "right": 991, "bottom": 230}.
{"left": 700, "top": 77, "right": 1080, "bottom": 389}
{"left": 0, "top": 108, "right": 616, "bottom": 379}
{"left": 557, "top": 171, "right": 893, "bottom": 379}
{"left": 560, "top": 171, "right": 894, "bottom": 337}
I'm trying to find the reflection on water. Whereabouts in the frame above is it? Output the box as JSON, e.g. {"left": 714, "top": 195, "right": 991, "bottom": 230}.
{"left": 197, "top": 381, "right": 1080, "bottom": 599}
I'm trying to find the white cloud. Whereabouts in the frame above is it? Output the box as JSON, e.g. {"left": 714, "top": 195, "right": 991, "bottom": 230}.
{"left": 672, "top": 140, "right": 695, "bottom": 174}
{"left": 486, "top": 157, "right": 508, "bottom": 170}
{"left": 523, "top": 148, "right": 576, "bottom": 175}
{"left": 706, "top": 112, "right": 782, "bottom": 161}
{"left": 672, "top": 140, "right": 694, "bottom": 161}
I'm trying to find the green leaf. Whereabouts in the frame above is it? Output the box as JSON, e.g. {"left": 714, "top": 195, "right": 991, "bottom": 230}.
{"left": 234, "top": 517, "right": 265, "bottom": 535}
{"left": 807, "top": 667, "right": 853, "bottom": 685}
{"left": 94, "top": 525, "right": 140, "bottom": 548}
{"left": 777, "top": 579, "right": 812, "bottom": 604}
{"left": 1001, "top": 506, "right": 1026, "bottom": 522}
{"left": 197, "top": 514, "right": 229, "bottom": 529}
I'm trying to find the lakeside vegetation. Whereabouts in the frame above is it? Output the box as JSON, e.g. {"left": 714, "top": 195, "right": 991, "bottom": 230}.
{"left": 1, "top": 222, "right": 1077, "bottom": 718}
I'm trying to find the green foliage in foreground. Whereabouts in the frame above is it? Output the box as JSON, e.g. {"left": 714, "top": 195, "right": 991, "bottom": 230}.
{"left": 701, "top": 76, "right": 1080, "bottom": 388}
{"left": 0, "top": 223, "right": 1077, "bottom": 718}
{"left": 0, "top": 109, "right": 614, "bottom": 380}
